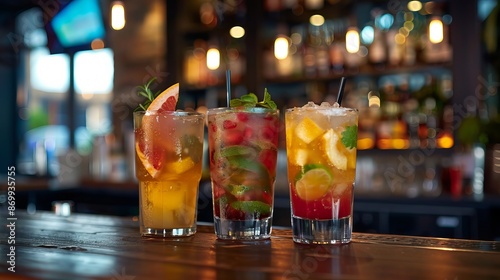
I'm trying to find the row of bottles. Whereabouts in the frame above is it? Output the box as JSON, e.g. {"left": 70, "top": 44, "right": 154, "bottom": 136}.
{"left": 184, "top": 0, "right": 452, "bottom": 86}
{"left": 349, "top": 72, "right": 454, "bottom": 150}
{"left": 182, "top": 23, "right": 452, "bottom": 88}
{"left": 263, "top": 20, "right": 452, "bottom": 80}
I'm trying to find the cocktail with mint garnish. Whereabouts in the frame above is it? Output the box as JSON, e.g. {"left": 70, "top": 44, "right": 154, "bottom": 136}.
{"left": 207, "top": 90, "right": 279, "bottom": 240}
{"left": 285, "top": 102, "right": 358, "bottom": 244}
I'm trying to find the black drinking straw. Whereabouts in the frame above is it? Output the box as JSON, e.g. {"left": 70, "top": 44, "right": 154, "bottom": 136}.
{"left": 226, "top": 70, "right": 231, "bottom": 107}
{"left": 336, "top": 77, "right": 346, "bottom": 106}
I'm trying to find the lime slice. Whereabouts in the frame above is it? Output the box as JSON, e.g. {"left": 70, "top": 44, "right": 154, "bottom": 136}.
{"left": 228, "top": 157, "right": 269, "bottom": 180}
{"left": 295, "top": 164, "right": 333, "bottom": 201}
{"left": 220, "top": 145, "right": 257, "bottom": 158}
{"left": 228, "top": 184, "right": 252, "bottom": 197}
{"left": 230, "top": 201, "right": 271, "bottom": 216}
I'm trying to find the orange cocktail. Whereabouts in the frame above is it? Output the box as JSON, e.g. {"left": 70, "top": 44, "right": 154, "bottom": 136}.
{"left": 286, "top": 102, "right": 358, "bottom": 244}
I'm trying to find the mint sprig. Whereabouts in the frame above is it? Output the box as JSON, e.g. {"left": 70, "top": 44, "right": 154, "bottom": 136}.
{"left": 341, "top": 125, "right": 358, "bottom": 149}
{"left": 135, "top": 77, "right": 160, "bottom": 112}
{"left": 230, "top": 89, "right": 277, "bottom": 110}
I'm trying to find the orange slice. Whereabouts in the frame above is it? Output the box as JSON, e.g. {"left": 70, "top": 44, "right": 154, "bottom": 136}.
{"left": 147, "top": 83, "right": 179, "bottom": 112}
{"left": 166, "top": 157, "right": 195, "bottom": 174}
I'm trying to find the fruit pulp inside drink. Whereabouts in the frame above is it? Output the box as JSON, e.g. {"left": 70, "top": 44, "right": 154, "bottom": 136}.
{"left": 285, "top": 107, "right": 357, "bottom": 220}
{"left": 208, "top": 108, "right": 279, "bottom": 221}
{"left": 134, "top": 112, "right": 204, "bottom": 230}
{"left": 138, "top": 179, "right": 199, "bottom": 229}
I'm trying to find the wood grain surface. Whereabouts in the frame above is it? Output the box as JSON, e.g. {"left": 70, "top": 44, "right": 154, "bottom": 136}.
{"left": 1, "top": 211, "right": 499, "bottom": 280}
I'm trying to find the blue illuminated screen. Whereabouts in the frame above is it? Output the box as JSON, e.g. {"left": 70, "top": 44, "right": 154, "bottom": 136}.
{"left": 50, "top": 0, "right": 105, "bottom": 48}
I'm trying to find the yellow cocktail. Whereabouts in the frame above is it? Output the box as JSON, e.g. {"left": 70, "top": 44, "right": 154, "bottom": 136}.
{"left": 134, "top": 110, "right": 204, "bottom": 237}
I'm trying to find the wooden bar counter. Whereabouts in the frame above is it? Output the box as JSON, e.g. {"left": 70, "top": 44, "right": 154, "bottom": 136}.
{"left": 1, "top": 211, "right": 499, "bottom": 280}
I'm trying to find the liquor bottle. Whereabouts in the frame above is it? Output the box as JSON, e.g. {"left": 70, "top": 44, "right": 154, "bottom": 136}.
{"left": 403, "top": 36, "right": 416, "bottom": 66}
{"left": 368, "top": 27, "right": 387, "bottom": 70}
{"left": 386, "top": 29, "right": 403, "bottom": 66}
{"left": 329, "top": 41, "right": 344, "bottom": 74}
{"left": 303, "top": 27, "right": 318, "bottom": 77}
{"left": 283, "top": 0, "right": 298, "bottom": 9}
{"left": 305, "top": 0, "right": 324, "bottom": 10}
{"left": 315, "top": 28, "right": 331, "bottom": 77}
{"left": 265, "top": 0, "right": 282, "bottom": 12}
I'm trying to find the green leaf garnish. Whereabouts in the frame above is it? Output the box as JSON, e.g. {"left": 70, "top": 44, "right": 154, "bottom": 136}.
{"left": 230, "top": 88, "right": 277, "bottom": 110}
{"left": 341, "top": 125, "right": 358, "bottom": 149}
{"left": 230, "top": 201, "right": 271, "bottom": 215}
{"left": 134, "top": 77, "right": 160, "bottom": 112}
{"left": 228, "top": 185, "right": 253, "bottom": 197}
{"left": 181, "top": 135, "right": 203, "bottom": 163}
{"left": 220, "top": 145, "right": 257, "bottom": 158}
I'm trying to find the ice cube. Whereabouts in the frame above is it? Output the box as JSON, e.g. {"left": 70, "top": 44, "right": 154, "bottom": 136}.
{"left": 333, "top": 102, "right": 340, "bottom": 108}
{"left": 320, "top": 102, "right": 331, "bottom": 107}
{"left": 302, "top": 101, "right": 318, "bottom": 108}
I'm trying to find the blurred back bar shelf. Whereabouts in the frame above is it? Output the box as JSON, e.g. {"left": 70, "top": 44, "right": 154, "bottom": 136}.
{"left": 169, "top": 0, "right": 466, "bottom": 193}
{"left": 172, "top": 0, "right": 456, "bottom": 151}
{"left": 4, "top": 0, "right": 499, "bottom": 240}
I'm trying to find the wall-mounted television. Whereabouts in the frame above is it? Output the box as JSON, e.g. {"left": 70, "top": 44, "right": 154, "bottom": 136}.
{"left": 44, "top": 0, "right": 106, "bottom": 54}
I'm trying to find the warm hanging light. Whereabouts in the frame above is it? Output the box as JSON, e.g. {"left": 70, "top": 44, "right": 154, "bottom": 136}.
{"left": 429, "top": 18, "right": 444, "bottom": 44}
{"left": 206, "top": 48, "right": 220, "bottom": 70}
{"left": 309, "top": 14, "right": 325, "bottom": 26}
{"left": 407, "top": 1, "right": 423, "bottom": 12}
{"left": 274, "top": 37, "right": 289, "bottom": 60}
{"left": 230, "top": 26, "right": 245, "bottom": 38}
{"left": 345, "top": 28, "right": 360, "bottom": 53}
{"left": 111, "top": 1, "right": 125, "bottom": 30}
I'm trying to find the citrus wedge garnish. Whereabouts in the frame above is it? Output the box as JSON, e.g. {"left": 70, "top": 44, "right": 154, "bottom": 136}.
{"left": 135, "top": 82, "right": 181, "bottom": 178}
{"left": 295, "top": 164, "right": 333, "bottom": 201}
{"left": 294, "top": 117, "right": 325, "bottom": 144}
{"left": 135, "top": 142, "right": 162, "bottom": 178}
{"left": 322, "top": 129, "right": 348, "bottom": 170}
{"left": 147, "top": 83, "right": 179, "bottom": 112}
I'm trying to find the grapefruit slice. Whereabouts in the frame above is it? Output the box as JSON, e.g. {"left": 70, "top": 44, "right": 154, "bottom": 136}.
{"left": 147, "top": 83, "right": 179, "bottom": 112}
{"left": 136, "top": 142, "right": 162, "bottom": 178}
{"left": 136, "top": 82, "right": 180, "bottom": 178}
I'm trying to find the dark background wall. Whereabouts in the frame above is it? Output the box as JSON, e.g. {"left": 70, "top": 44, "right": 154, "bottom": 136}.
{"left": 0, "top": 3, "right": 25, "bottom": 171}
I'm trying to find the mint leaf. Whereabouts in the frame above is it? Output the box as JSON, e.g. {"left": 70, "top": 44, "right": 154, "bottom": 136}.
{"left": 241, "top": 93, "right": 258, "bottom": 104}
{"left": 341, "top": 125, "right": 358, "bottom": 149}
{"left": 230, "top": 89, "right": 277, "bottom": 109}
{"left": 229, "top": 99, "right": 244, "bottom": 107}
{"left": 226, "top": 157, "right": 271, "bottom": 191}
